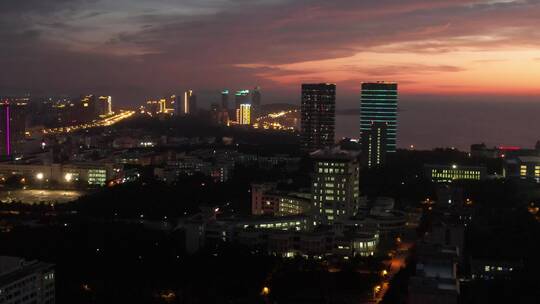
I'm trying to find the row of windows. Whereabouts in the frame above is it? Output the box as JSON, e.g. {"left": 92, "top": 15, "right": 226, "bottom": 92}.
{"left": 317, "top": 162, "right": 345, "bottom": 167}
{"left": 432, "top": 173, "right": 481, "bottom": 180}
{"left": 256, "top": 221, "right": 303, "bottom": 228}
{"left": 318, "top": 168, "right": 345, "bottom": 174}
{"left": 483, "top": 265, "right": 514, "bottom": 272}
{"left": 313, "top": 194, "right": 349, "bottom": 202}
{"left": 432, "top": 169, "right": 481, "bottom": 175}
{"left": 314, "top": 177, "right": 348, "bottom": 182}
{"left": 519, "top": 165, "right": 540, "bottom": 177}
{"left": 353, "top": 241, "right": 377, "bottom": 249}
{"left": 88, "top": 169, "right": 107, "bottom": 185}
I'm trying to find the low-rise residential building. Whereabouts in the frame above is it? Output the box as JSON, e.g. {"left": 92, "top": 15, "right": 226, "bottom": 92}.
{"left": 238, "top": 215, "right": 315, "bottom": 231}
{"left": 0, "top": 161, "right": 121, "bottom": 187}
{"left": 425, "top": 164, "right": 486, "bottom": 183}
{"left": 0, "top": 256, "right": 55, "bottom": 304}
{"left": 408, "top": 208, "right": 467, "bottom": 304}
{"left": 236, "top": 229, "right": 379, "bottom": 258}
{"left": 251, "top": 183, "right": 312, "bottom": 216}
{"left": 154, "top": 151, "right": 234, "bottom": 183}
{"left": 409, "top": 243, "right": 460, "bottom": 304}
{"left": 179, "top": 211, "right": 380, "bottom": 258}
{"left": 504, "top": 156, "right": 540, "bottom": 181}
{"left": 470, "top": 258, "right": 523, "bottom": 280}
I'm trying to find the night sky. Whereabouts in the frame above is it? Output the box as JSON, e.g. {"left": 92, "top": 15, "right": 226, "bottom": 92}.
{"left": 1, "top": 0, "right": 540, "bottom": 107}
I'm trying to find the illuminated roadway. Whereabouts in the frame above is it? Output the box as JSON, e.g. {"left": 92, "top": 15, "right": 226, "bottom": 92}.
{"left": 253, "top": 109, "right": 299, "bottom": 131}
{"left": 43, "top": 110, "right": 135, "bottom": 134}
{"left": 371, "top": 241, "right": 413, "bottom": 303}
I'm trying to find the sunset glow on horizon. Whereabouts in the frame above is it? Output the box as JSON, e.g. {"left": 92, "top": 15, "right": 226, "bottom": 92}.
{"left": 245, "top": 48, "right": 540, "bottom": 95}
{"left": 1, "top": 0, "right": 540, "bottom": 103}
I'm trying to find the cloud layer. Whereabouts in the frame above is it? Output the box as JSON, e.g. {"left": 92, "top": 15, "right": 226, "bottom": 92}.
{"left": 1, "top": 0, "right": 540, "bottom": 106}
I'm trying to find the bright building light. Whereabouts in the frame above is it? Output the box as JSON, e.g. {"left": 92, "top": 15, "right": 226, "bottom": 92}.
{"left": 65, "top": 173, "right": 73, "bottom": 182}
{"left": 36, "top": 172, "right": 44, "bottom": 180}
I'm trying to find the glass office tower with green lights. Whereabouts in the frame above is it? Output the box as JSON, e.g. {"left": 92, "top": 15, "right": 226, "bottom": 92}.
{"left": 360, "top": 82, "right": 398, "bottom": 152}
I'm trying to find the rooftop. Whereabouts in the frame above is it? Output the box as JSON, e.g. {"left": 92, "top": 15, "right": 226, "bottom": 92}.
{"left": 310, "top": 147, "right": 360, "bottom": 161}
{"left": 0, "top": 256, "right": 54, "bottom": 287}
{"left": 516, "top": 156, "right": 540, "bottom": 163}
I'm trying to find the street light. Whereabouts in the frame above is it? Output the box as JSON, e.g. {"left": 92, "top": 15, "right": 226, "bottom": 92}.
{"left": 36, "top": 172, "right": 44, "bottom": 180}
{"left": 65, "top": 173, "right": 73, "bottom": 182}
{"left": 373, "top": 285, "right": 381, "bottom": 299}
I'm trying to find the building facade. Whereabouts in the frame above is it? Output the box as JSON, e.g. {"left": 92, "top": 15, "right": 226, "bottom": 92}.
{"left": 504, "top": 156, "right": 540, "bottom": 181}
{"left": 251, "top": 86, "right": 261, "bottom": 115}
{"left": 425, "top": 164, "right": 486, "bottom": 183}
{"left": 311, "top": 148, "right": 360, "bottom": 224}
{"left": 301, "top": 83, "right": 336, "bottom": 151}
{"left": 237, "top": 103, "right": 251, "bottom": 125}
{"left": 221, "top": 90, "right": 229, "bottom": 110}
{"left": 361, "top": 121, "right": 388, "bottom": 168}
{"left": 97, "top": 96, "right": 112, "bottom": 116}
{"left": 360, "top": 82, "right": 398, "bottom": 152}
{"left": 0, "top": 101, "right": 26, "bottom": 158}
{"left": 0, "top": 256, "right": 55, "bottom": 304}
{"left": 182, "top": 90, "right": 196, "bottom": 115}
{"left": 0, "top": 162, "right": 121, "bottom": 186}
{"left": 234, "top": 90, "right": 250, "bottom": 110}
{"left": 251, "top": 183, "right": 311, "bottom": 217}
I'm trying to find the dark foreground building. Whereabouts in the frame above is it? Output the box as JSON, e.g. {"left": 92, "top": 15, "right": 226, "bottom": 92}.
{"left": 0, "top": 256, "right": 55, "bottom": 304}
{"left": 301, "top": 83, "right": 336, "bottom": 151}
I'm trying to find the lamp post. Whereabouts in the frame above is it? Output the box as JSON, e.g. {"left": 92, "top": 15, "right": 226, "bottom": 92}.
{"left": 36, "top": 172, "right": 44, "bottom": 189}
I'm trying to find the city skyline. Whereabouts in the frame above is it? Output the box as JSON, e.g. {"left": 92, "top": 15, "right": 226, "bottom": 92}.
{"left": 1, "top": 1, "right": 540, "bottom": 105}
{"left": 1, "top": 2, "right": 540, "bottom": 304}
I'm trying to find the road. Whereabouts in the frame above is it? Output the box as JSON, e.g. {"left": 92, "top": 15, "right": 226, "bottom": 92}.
{"left": 43, "top": 110, "right": 135, "bottom": 134}
{"left": 370, "top": 241, "right": 413, "bottom": 303}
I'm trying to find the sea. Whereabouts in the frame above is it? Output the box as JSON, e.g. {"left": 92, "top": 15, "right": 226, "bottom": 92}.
{"left": 335, "top": 99, "right": 540, "bottom": 151}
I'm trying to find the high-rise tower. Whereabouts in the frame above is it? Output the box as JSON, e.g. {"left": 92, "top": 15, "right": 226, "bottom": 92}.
{"left": 221, "top": 90, "right": 229, "bottom": 110}
{"left": 0, "top": 100, "right": 26, "bottom": 157}
{"left": 360, "top": 82, "right": 398, "bottom": 152}
{"left": 182, "top": 90, "right": 197, "bottom": 115}
{"left": 311, "top": 148, "right": 360, "bottom": 224}
{"left": 361, "top": 121, "right": 388, "bottom": 168}
{"left": 301, "top": 83, "right": 336, "bottom": 151}
{"left": 252, "top": 86, "right": 261, "bottom": 108}
{"left": 235, "top": 90, "right": 250, "bottom": 109}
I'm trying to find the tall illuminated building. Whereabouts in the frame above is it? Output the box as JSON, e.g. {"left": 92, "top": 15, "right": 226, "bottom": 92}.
{"left": 311, "top": 148, "right": 360, "bottom": 224}
{"left": 221, "top": 90, "right": 229, "bottom": 110}
{"left": 235, "top": 90, "right": 250, "bottom": 109}
{"left": 97, "top": 96, "right": 112, "bottom": 116}
{"left": 0, "top": 102, "right": 13, "bottom": 157}
{"left": 0, "top": 100, "right": 26, "bottom": 157}
{"left": 189, "top": 91, "right": 197, "bottom": 114}
{"left": 167, "top": 95, "right": 177, "bottom": 114}
{"left": 236, "top": 103, "right": 251, "bottom": 125}
{"left": 146, "top": 100, "right": 159, "bottom": 115}
{"left": 252, "top": 86, "right": 261, "bottom": 108}
{"left": 361, "top": 121, "right": 388, "bottom": 168}
{"left": 210, "top": 103, "right": 220, "bottom": 123}
{"left": 78, "top": 94, "right": 96, "bottom": 121}
{"left": 300, "top": 83, "right": 336, "bottom": 151}
{"left": 360, "top": 82, "right": 398, "bottom": 152}
{"left": 182, "top": 90, "right": 197, "bottom": 115}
